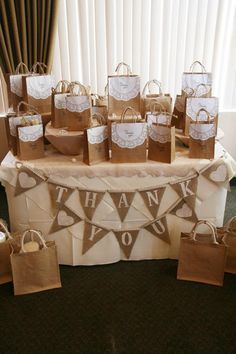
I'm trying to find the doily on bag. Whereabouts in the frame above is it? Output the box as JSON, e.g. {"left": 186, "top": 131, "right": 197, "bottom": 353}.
{"left": 112, "top": 123, "right": 147, "bottom": 148}
{"left": 189, "top": 123, "right": 216, "bottom": 141}
{"left": 109, "top": 76, "right": 140, "bottom": 101}
{"left": 18, "top": 125, "right": 43, "bottom": 142}
{"left": 87, "top": 126, "right": 108, "bottom": 144}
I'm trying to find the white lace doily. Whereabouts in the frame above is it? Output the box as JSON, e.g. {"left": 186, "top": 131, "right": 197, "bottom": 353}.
{"left": 109, "top": 76, "right": 140, "bottom": 101}
{"left": 112, "top": 122, "right": 147, "bottom": 148}
{"left": 54, "top": 93, "right": 68, "bottom": 109}
{"left": 146, "top": 113, "right": 169, "bottom": 127}
{"left": 9, "top": 114, "right": 42, "bottom": 137}
{"left": 65, "top": 95, "right": 90, "bottom": 112}
{"left": 10, "top": 75, "right": 24, "bottom": 97}
{"left": 87, "top": 125, "right": 108, "bottom": 144}
{"left": 186, "top": 97, "right": 218, "bottom": 120}
{"left": 18, "top": 124, "right": 43, "bottom": 142}
{"left": 149, "top": 125, "right": 171, "bottom": 143}
{"left": 182, "top": 73, "right": 212, "bottom": 95}
{"left": 189, "top": 123, "right": 216, "bottom": 140}
{"left": 26, "top": 75, "right": 54, "bottom": 99}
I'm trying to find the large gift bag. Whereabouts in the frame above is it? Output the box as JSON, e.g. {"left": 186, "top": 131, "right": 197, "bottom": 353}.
{"left": 182, "top": 61, "right": 212, "bottom": 98}
{"left": 218, "top": 217, "right": 236, "bottom": 274}
{"left": 189, "top": 109, "right": 216, "bottom": 159}
{"left": 111, "top": 107, "right": 147, "bottom": 163}
{"left": 177, "top": 220, "right": 227, "bottom": 286}
{"left": 148, "top": 111, "right": 175, "bottom": 163}
{"left": 51, "top": 80, "right": 71, "bottom": 128}
{"left": 65, "top": 81, "right": 92, "bottom": 131}
{"left": 0, "top": 220, "right": 14, "bottom": 284}
{"left": 11, "top": 229, "right": 61, "bottom": 295}
{"left": 83, "top": 114, "right": 109, "bottom": 165}
{"left": 108, "top": 62, "right": 140, "bottom": 115}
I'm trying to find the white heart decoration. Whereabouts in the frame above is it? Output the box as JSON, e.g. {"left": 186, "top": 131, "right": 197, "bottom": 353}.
{"left": 57, "top": 210, "right": 74, "bottom": 226}
{"left": 176, "top": 203, "right": 192, "bottom": 218}
{"left": 209, "top": 164, "right": 227, "bottom": 182}
{"left": 19, "top": 172, "right": 37, "bottom": 189}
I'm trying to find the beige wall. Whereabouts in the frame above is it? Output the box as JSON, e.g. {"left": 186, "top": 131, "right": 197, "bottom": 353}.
{"left": 218, "top": 112, "right": 236, "bottom": 160}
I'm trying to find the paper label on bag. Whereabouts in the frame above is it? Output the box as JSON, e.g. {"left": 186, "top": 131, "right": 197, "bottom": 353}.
{"left": 186, "top": 97, "right": 218, "bottom": 120}
{"left": 87, "top": 125, "right": 108, "bottom": 144}
{"left": 149, "top": 125, "right": 171, "bottom": 143}
{"left": 18, "top": 124, "right": 43, "bottom": 142}
{"left": 54, "top": 93, "right": 68, "bottom": 109}
{"left": 26, "top": 75, "right": 54, "bottom": 99}
{"left": 112, "top": 122, "right": 147, "bottom": 148}
{"left": 189, "top": 123, "right": 215, "bottom": 140}
{"left": 182, "top": 73, "right": 212, "bottom": 95}
{"left": 65, "top": 95, "right": 90, "bottom": 112}
{"left": 9, "top": 114, "right": 42, "bottom": 137}
{"left": 10, "top": 75, "right": 25, "bottom": 97}
{"left": 109, "top": 76, "right": 140, "bottom": 101}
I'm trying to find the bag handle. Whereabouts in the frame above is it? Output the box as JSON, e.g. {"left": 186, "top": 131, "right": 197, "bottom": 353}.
{"left": 21, "top": 229, "right": 47, "bottom": 253}
{"left": 189, "top": 61, "right": 206, "bottom": 73}
{"left": 0, "top": 219, "right": 12, "bottom": 240}
{"left": 155, "top": 112, "right": 173, "bottom": 126}
{"left": 52, "top": 80, "right": 70, "bottom": 94}
{"left": 31, "top": 62, "right": 47, "bottom": 74}
{"left": 190, "top": 220, "right": 219, "bottom": 244}
{"left": 92, "top": 113, "right": 106, "bottom": 126}
{"left": 15, "top": 62, "right": 30, "bottom": 74}
{"left": 149, "top": 100, "right": 166, "bottom": 113}
{"left": 194, "top": 83, "right": 209, "bottom": 97}
{"left": 195, "top": 108, "right": 211, "bottom": 123}
{"left": 69, "top": 81, "right": 89, "bottom": 96}
{"left": 16, "top": 101, "right": 39, "bottom": 116}
{"left": 120, "top": 107, "right": 139, "bottom": 123}
{"left": 115, "top": 62, "right": 132, "bottom": 75}
{"left": 224, "top": 216, "right": 236, "bottom": 232}
{"left": 142, "top": 79, "right": 163, "bottom": 95}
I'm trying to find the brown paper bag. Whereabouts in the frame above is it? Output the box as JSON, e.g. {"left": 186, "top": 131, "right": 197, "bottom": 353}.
{"left": 148, "top": 112, "right": 175, "bottom": 163}
{"left": 91, "top": 89, "right": 108, "bottom": 120}
{"left": 51, "top": 80, "right": 71, "bottom": 128}
{"left": 172, "top": 95, "right": 186, "bottom": 130}
{"left": 111, "top": 107, "right": 147, "bottom": 163}
{"left": 177, "top": 220, "right": 226, "bottom": 286}
{"left": 182, "top": 61, "right": 212, "bottom": 98}
{"left": 189, "top": 109, "right": 216, "bottom": 159}
{"left": 17, "top": 121, "right": 44, "bottom": 160}
{"left": 218, "top": 217, "right": 236, "bottom": 274}
{"left": 11, "top": 229, "right": 61, "bottom": 295}
{"left": 108, "top": 62, "right": 140, "bottom": 115}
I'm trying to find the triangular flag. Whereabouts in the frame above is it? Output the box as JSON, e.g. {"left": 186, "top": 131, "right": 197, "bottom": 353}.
{"left": 78, "top": 190, "right": 105, "bottom": 220}
{"left": 15, "top": 166, "right": 45, "bottom": 196}
{"left": 49, "top": 205, "right": 81, "bottom": 234}
{"left": 144, "top": 216, "right": 170, "bottom": 244}
{"left": 113, "top": 229, "right": 139, "bottom": 259}
{"left": 109, "top": 192, "right": 136, "bottom": 222}
{"left": 201, "top": 160, "right": 229, "bottom": 187}
{"left": 170, "top": 176, "right": 198, "bottom": 209}
{"left": 170, "top": 198, "right": 198, "bottom": 223}
{"left": 48, "top": 181, "right": 74, "bottom": 214}
{"left": 82, "top": 221, "right": 109, "bottom": 255}
{"left": 139, "top": 186, "right": 166, "bottom": 219}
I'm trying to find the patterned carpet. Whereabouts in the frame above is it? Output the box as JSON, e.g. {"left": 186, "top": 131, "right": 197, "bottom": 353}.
{"left": 0, "top": 185, "right": 236, "bottom": 354}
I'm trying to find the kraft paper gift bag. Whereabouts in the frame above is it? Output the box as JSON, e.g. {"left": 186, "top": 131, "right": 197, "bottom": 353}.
{"left": 11, "top": 229, "right": 61, "bottom": 295}
{"left": 65, "top": 81, "right": 92, "bottom": 131}
{"left": 189, "top": 109, "right": 216, "bottom": 159}
{"left": 91, "top": 88, "right": 108, "bottom": 120}
{"left": 148, "top": 112, "right": 175, "bottom": 163}
{"left": 182, "top": 61, "right": 212, "bottom": 98}
{"left": 111, "top": 107, "right": 147, "bottom": 163}
{"left": 218, "top": 217, "right": 236, "bottom": 274}
{"left": 17, "top": 120, "right": 44, "bottom": 160}
{"left": 141, "top": 79, "right": 172, "bottom": 118}
{"left": 108, "top": 62, "right": 140, "bottom": 116}
{"left": 51, "top": 80, "right": 71, "bottom": 128}
{"left": 177, "top": 220, "right": 227, "bottom": 286}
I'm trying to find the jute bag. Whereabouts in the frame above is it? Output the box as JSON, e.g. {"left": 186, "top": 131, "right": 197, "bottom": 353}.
{"left": 83, "top": 113, "right": 109, "bottom": 165}
{"left": 108, "top": 62, "right": 140, "bottom": 115}
{"left": 51, "top": 80, "right": 71, "bottom": 128}
{"left": 141, "top": 79, "right": 172, "bottom": 118}
{"left": 177, "top": 220, "right": 227, "bottom": 286}
{"left": 218, "top": 217, "right": 236, "bottom": 274}
{"left": 11, "top": 229, "right": 61, "bottom": 295}
{"left": 182, "top": 61, "right": 212, "bottom": 98}
{"left": 111, "top": 107, "right": 147, "bottom": 163}
{"left": 148, "top": 111, "right": 175, "bottom": 163}
{"left": 65, "top": 81, "right": 92, "bottom": 131}
{"left": 0, "top": 220, "right": 14, "bottom": 284}
{"left": 189, "top": 109, "right": 216, "bottom": 159}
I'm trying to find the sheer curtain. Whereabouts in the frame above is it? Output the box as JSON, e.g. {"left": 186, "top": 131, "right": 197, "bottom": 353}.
{"left": 52, "top": 0, "right": 236, "bottom": 111}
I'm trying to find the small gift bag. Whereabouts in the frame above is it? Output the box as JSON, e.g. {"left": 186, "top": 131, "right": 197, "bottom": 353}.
{"left": 145, "top": 100, "right": 167, "bottom": 129}
{"left": 0, "top": 219, "right": 14, "bottom": 284}
{"left": 111, "top": 107, "right": 147, "bottom": 163}
{"left": 91, "top": 86, "right": 108, "bottom": 120}
{"left": 83, "top": 113, "right": 109, "bottom": 165}
{"left": 182, "top": 61, "right": 212, "bottom": 98}
{"left": 51, "top": 80, "right": 71, "bottom": 128}
{"left": 65, "top": 81, "right": 92, "bottom": 131}
{"left": 148, "top": 111, "right": 175, "bottom": 163}
{"left": 218, "top": 217, "right": 236, "bottom": 274}
{"left": 108, "top": 62, "right": 140, "bottom": 116}
{"left": 177, "top": 220, "right": 227, "bottom": 286}
{"left": 189, "top": 109, "right": 216, "bottom": 159}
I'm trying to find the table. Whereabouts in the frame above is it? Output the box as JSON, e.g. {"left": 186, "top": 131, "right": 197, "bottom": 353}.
{"left": 0, "top": 142, "right": 235, "bottom": 266}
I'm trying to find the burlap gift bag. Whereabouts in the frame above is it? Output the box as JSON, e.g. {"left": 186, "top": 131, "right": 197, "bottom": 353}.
{"left": 11, "top": 229, "right": 61, "bottom": 295}
{"left": 141, "top": 79, "right": 172, "bottom": 118}
{"left": 218, "top": 217, "right": 236, "bottom": 274}
{"left": 111, "top": 107, "right": 147, "bottom": 163}
{"left": 51, "top": 80, "right": 71, "bottom": 128}
{"left": 177, "top": 220, "right": 227, "bottom": 286}
{"left": 148, "top": 112, "right": 175, "bottom": 163}
{"left": 189, "top": 109, "right": 216, "bottom": 159}
{"left": 108, "top": 62, "right": 140, "bottom": 115}
{"left": 65, "top": 81, "right": 92, "bottom": 131}
{"left": 17, "top": 119, "right": 44, "bottom": 160}
{"left": 182, "top": 61, "right": 212, "bottom": 98}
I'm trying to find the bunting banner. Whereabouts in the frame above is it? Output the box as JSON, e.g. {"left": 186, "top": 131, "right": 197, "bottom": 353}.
{"left": 82, "top": 221, "right": 110, "bottom": 255}
{"left": 170, "top": 176, "right": 198, "bottom": 209}
{"left": 109, "top": 192, "right": 136, "bottom": 222}
{"left": 48, "top": 181, "right": 74, "bottom": 214}
{"left": 170, "top": 197, "right": 198, "bottom": 223}
{"left": 144, "top": 216, "right": 170, "bottom": 244}
{"left": 113, "top": 229, "right": 140, "bottom": 259}
{"left": 78, "top": 190, "right": 105, "bottom": 220}
{"left": 139, "top": 186, "right": 166, "bottom": 219}
{"left": 201, "top": 160, "right": 229, "bottom": 187}
{"left": 50, "top": 205, "right": 82, "bottom": 234}
{"left": 15, "top": 166, "right": 45, "bottom": 196}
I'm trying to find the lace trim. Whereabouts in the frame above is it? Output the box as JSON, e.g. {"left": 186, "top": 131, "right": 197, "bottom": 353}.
{"left": 65, "top": 95, "right": 90, "bottom": 112}
{"left": 9, "top": 114, "right": 42, "bottom": 137}
{"left": 18, "top": 124, "right": 43, "bottom": 142}
{"left": 54, "top": 93, "right": 68, "bottom": 109}
{"left": 189, "top": 123, "right": 216, "bottom": 140}
{"left": 109, "top": 76, "right": 140, "bottom": 101}
{"left": 87, "top": 126, "right": 108, "bottom": 144}
{"left": 26, "top": 75, "right": 54, "bottom": 99}
{"left": 182, "top": 73, "right": 212, "bottom": 95}
{"left": 186, "top": 97, "right": 218, "bottom": 120}
{"left": 10, "top": 75, "right": 24, "bottom": 97}
{"left": 146, "top": 113, "right": 169, "bottom": 127}
{"left": 149, "top": 125, "right": 171, "bottom": 143}
{"left": 112, "top": 122, "right": 147, "bottom": 148}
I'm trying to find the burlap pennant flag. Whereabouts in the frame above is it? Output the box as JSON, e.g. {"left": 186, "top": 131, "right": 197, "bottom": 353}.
{"left": 109, "top": 192, "right": 136, "bottom": 222}
{"left": 50, "top": 205, "right": 81, "bottom": 234}
{"left": 170, "top": 176, "right": 198, "bottom": 209}
{"left": 170, "top": 198, "right": 198, "bottom": 223}
{"left": 139, "top": 187, "right": 166, "bottom": 219}
{"left": 48, "top": 181, "right": 74, "bottom": 214}
{"left": 113, "top": 229, "right": 140, "bottom": 259}
{"left": 15, "top": 166, "right": 45, "bottom": 196}
{"left": 82, "top": 221, "right": 109, "bottom": 255}
{"left": 78, "top": 190, "right": 105, "bottom": 220}
{"left": 201, "top": 160, "right": 229, "bottom": 187}
{"left": 144, "top": 216, "right": 170, "bottom": 244}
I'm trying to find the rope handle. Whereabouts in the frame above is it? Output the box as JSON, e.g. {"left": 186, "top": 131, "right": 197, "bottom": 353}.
{"left": 189, "top": 60, "right": 206, "bottom": 73}
{"left": 115, "top": 62, "right": 132, "bottom": 75}
{"left": 190, "top": 220, "right": 218, "bottom": 244}
{"left": 69, "top": 81, "right": 89, "bottom": 96}
{"left": 92, "top": 113, "right": 106, "bottom": 126}
{"left": 0, "top": 219, "right": 12, "bottom": 240}
{"left": 194, "top": 83, "right": 209, "bottom": 96}
{"left": 52, "top": 80, "right": 71, "bottom": 94}
{"left": 150, "top": 100, "right": 166, "bottom": 113}
{"left": 224, "top": 216, "right": 236, "bottom": 232}
{"left": 21, "top": 229, "right": 47, "bottom": 253}
{"left": 16, "top": 101, "right": 39, "bottom": 116}
{"left": 15, "top": 62, "right": 30, "bottom": 74}
{"left": 120, "top": 107, "right": 139, "bottom": 123}
{"left": 195, "top": 108, "right": 212, "bottom": 123}
{"left": 31, "top": 62, "right": 47, "bottom": 74}
{"left": 142, "top": 79, "right": 163, "bottom": 95}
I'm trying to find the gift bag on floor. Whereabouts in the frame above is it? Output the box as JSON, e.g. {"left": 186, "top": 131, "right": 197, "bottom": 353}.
{"left": 108, "top": 62, "right": 140, "bottom": 115}
{"left": 219, "top": 217, "right": 236, "bottom": 274}
{"left": 182, "top": 61, "right": 212, "bottom": 98}
{"left": 111, "top": 107, "right": 147, "bottom": 163}
{"left": 11, "top": 229, "right": 61, "bottom": 295}
{"left": 177, "top": 220, "right": 227, "bottom": 286}
{"left": 0, "top": 220, "right": 14, "bottom": 284}
{"left": 51, "top": 80, "right": 71, "bottom": 128}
